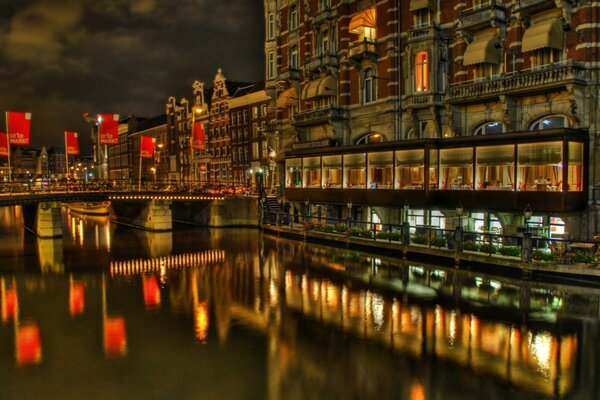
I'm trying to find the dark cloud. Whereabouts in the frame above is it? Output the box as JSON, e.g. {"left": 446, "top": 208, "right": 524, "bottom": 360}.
{"left": 0, "top": 0, "right": 264, "bottom": 151}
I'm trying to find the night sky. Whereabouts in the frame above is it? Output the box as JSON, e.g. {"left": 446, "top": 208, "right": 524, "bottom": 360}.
{"left": 0, "top": 0, "right": 265, "bottom": 152}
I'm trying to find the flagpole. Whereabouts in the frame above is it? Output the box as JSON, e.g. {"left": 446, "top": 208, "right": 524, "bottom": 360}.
{"left": 5, "top": 112, "right": 11, "bottom": 183}
{"left": 138, "top": 146, "right": 142, "bottom": 191}
{"left": 64, "top": 131, "right": 69, "bottom": 182}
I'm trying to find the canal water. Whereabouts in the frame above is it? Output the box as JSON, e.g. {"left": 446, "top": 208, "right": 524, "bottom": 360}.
{"left": 0, "top": 205, "right": 598, "bottom": 400}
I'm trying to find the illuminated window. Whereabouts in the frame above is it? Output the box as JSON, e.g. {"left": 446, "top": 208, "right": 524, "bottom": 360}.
{"left": 475, "top": 145, "right": 515, "bottom": 191}
{"left": 531, "top": 48, "right": 562, "bottom": 69}
{"left": 303, "top": 156, "right": 321, "bottom": 188}
{"left": 343, "top": 153, "right": 366, "bottom": 188}
{"left": 363, "top": 68, "right": 376, "bottom": 104}
{"left": 368, "top": 152, "right": 393, "bottom": 189}
{"left": 473, "top": 121, "right": 505, "bottom": 135}
{"left": 568, "top": 142, "right": 583, "bottom": 192}
{"left": 440, "top": 148, "right": 474, "bottom": 190}
{"left": 414, "top": 51, "right": 429, "bottom": 92}
{"left": 286, "top": 158, "right": 302, "bottom": 188}
{"left": 322, "top": 155, "right": 342, "bottom": 188}
{"left": 395, "top": 149, "right": 424, "bottom": 189}
{"left": 517, "top": 142, "right": 562, "bottom": 192}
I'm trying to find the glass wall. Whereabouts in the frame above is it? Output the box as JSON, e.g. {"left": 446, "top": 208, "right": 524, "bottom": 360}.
{"left": 475, "top": 145, "right": 515, "bottom": 190}
{"left": 395, "top": 149, "right": 424, "bottom": 189}
{"left": 429, "top": 149, "right": 438, "bottom": 190}
{"left": 368, "top": 152, "right": 393, "bottom": 189}
{"left": 440, "top": 148, "right": 474, "bottom": 190}
{"left": 303, "top": 156, "right": 321, "bottom": 188}
{"left": 568, "top": 142, "right": 583, "bottom": 192}
{"left": 344, "top": 153, "right": 366, "bottom": 188}
{"left": 517, "top": 142, "right": 562, "bottom": 191}
{"left": 285, "top": 158, "right": 302, "bottom": 188}
{"left": 322, "top": 155, "right": 342, "bottom": 188}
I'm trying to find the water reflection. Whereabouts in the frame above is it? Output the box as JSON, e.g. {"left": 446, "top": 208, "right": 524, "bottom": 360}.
{"left": 0, "top": 206, "right": 597, "bottom": 399}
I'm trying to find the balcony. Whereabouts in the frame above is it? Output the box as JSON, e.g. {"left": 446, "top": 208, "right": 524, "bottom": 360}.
{"left": 408, "top": 23, "right": 441, "bottom": 43}
{"left": 402, "top": 93, "right": 444, "bottom": 109}
{"left": 446, "top": 61, "right": 586, "bottom": 103}
{"left": 305, "top": 53, "right": 339, "bottom": 72}
{"left": 348, "top": 39, "right": 377, "bottom": 63}
{"left": 516, "top": 0, "right": 570, "bottom": 15}
{"left": 459, "top": 1, "right": 506, "bottom": 32}
{"left": 278, "top": 67, "right": 302, "bottom": 81}
{"left": 292, "top": 105, "right": 348, "bottom": 127}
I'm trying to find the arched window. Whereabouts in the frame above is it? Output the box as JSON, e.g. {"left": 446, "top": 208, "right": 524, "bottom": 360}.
{"left": 529, "top": 115, "right": 568, "bottom": 131}
{"left": 473, "top": 121, "right": 505, "bottom": 135}
{"left": 414, "top": 51, "right": 429, "bottom": 92}
{"left": 363, "top": 68, "right": 376, "bottom": 104}
{"left": 355, "top": 132, "right": 385, "bottom": 145}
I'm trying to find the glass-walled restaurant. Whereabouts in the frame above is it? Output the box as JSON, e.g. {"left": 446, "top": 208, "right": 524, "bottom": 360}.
{"left": 284, "top": 131, "right": 587, "bottom": 212}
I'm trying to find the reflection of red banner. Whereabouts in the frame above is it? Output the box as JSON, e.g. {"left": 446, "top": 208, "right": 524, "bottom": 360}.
{"left": 6, "top": 111, "right": 31, "bottom": 146}
{"left": 140, "top": 136, "right": 155, "bottom": 159}
{"left": 69, "top": 282, "right": 85, "bottom": 315}
{"left": 143, "top": 276, "right": 161, "bottom": 309}
{"left": 192, "top": 122, "right": 205, "bottom": 150}
{"left": 1, "top": 287, "right": 17, "bottom": 321}
{"left": 16, "top": 322, "right": 42, "bottom": 365}
{"left": 0, "top": 132, "right": 8, "bottom": 157}
{"left": 104, "top": 316, "right": 127, "bottom": 357}
{"left": 65, "top": 131, "right": 79, "bottom": 155}
{"left": 98, "top": 114, "right": 119, "bottom": 145}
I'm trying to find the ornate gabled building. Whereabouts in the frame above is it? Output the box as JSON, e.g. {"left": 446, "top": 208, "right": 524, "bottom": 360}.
{"left": 266, "top": 0, "right": 600, "bottom": 240}
{"left": 166, "top": 96, "right": 192, "bottom": 182}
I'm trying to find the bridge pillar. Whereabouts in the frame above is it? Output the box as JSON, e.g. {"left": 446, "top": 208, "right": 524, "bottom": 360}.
{"left": 144, "top": 200, "right": 172, "bottom": 231}
{"left": 23, "top": 202, "right": 63, "bottom": 238}
{"left": 111, "top": 199, "right": 172, "bottom": 231}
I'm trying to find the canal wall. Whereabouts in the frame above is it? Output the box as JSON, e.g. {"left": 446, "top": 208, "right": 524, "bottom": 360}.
{"left": 171, "top": 196, "right": 258, "bottom": 227}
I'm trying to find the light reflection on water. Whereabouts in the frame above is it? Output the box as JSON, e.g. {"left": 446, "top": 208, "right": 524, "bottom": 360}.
{"left": 0, "top": 206, "right": 597, "bottom": 399}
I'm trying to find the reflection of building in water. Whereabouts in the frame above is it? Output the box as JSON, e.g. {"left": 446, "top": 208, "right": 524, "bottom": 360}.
{"left": 141, "top": 231, "right": 172, "bottom": 258}
{"left": 37, "top": 238, "right": 64, "bottom": 273}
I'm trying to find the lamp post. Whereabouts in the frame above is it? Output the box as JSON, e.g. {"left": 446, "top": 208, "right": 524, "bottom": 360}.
{"left": 304, "top": 197, "right": 310, "bottom": 223}
{"left": 150, "top": 167, "right": 156, "bottom": 183}
{"left": 346, "top": 199, "right": 353, "bottom": 229}
{"left": 524, "top": 204, "right": 532, "bottom": 233}
{"left": 522, "top": 204, "right": 533, "bottom": 262}
{"left": 455, "top": 202, "right": 464, "bottom": 253}
{"left": 402, "top": 201, "right": 410, "bottom": 245}
{"left": 456, "top": 201, "right": 463, "bottom": 229}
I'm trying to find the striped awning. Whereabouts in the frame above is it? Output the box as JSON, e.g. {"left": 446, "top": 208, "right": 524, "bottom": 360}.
{"left": 302, "top": 76, "right": 337, "bottom": 99}
{"left": 522, "top": 17, "right": 564, "bottom": 52}
{"left": 349, "top": 7, "right": 376, "bottom": 34}
{"left": 463, "top": 34, "right": 501, "bottom": 66}
{"left": 276, "top": 87, "right": 298, "bottom": 109}
{"left": 302, "top": 80, "right": 321, "bottom": 99}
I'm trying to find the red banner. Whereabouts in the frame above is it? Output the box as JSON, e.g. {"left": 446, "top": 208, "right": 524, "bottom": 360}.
{"left": 140, "top": 136, "right": 155, "bottom": 159}
{"left": 65, "top": 131, "right": 79, "bottom": 155}
{"left": 98, "top": 114, "right": 119, "bottom": 145}
{"left": 16, "top": 322, "right": 42, "bottom": 365}
{"left": 0, "top": 132, "right": 8, "bottom": 157}
{"left": 192, "top": 122, "right": 205, "bottom": 150}
{"left": 6, "top": 111, "right": 31, "bottom": 146}
{"left": 143, "top": 276, "right": 161, "bottom": 309}
{"left": 104, "top": 316, "right": 127, "bottom": 357}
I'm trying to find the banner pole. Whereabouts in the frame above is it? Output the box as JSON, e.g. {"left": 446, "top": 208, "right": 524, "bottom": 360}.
{"left": 5, "top": 112, "right": 11, "bottom": 183}
{"left": 138, "top": 149, "right": 142, "bottom": 191}
{"left": 64, "top": 131, "right": 69, "bottom": 182}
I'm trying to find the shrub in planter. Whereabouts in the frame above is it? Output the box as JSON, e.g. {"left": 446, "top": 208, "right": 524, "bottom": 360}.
{"left": 499, "top": 246, "right": 520, "bottom": 257}
{"left": 376, "top": 231, "right": 390, "bottom": 240}
{"left": 479, "top": 243, "right": 498, "bottom": 254}
{"left": 533, "top": 250, "right": 556, "bottom": 261}
{"left": 390, "top": 230, "right": 401, "bottom": 241}
{"left": 304, "top": 222, "right": 316, "bottom": 230}
{"left": 463, "top": 240, "right": 480, "bottom": 251}
{"left": 429, "top": 236, "right": 447, "bottom": 248}
{"left": 359, "top": 229, "right": 373, "bottom": 239}
{"left": 321, "top": 224, "right": 335, "bottom": 233}
{"left": 569, "top": 251, "right": 596, "bottom": 264}
{"left": 334, "top": 224, "right": 347, "bottom": 233}
{"left": 412, "top": 235, "right": 428, "bottom": 245}
{"left": 349, "top": 227, "right": 362, "bottom": 237}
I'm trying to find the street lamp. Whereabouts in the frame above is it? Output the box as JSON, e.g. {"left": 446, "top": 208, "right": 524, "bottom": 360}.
{"left": 150, "top": 167, "right": 156, "bottom": 183}
{"left": 403, "top": 200, "right": 410, "bottom": 224}
{"left": 346, "top": 199, "right": 353, "bottom": 228}
{"left": 304, "top": 197, "right": 310, "bottom": 222}
{"left": 456, "top": 201, "right": 463, "bottom": 228}
{"left": 524, "top": 204, "right": 532, "bottom": 233}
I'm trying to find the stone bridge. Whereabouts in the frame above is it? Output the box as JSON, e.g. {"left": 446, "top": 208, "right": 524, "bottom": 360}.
{"left": 0, "top": 191, "right": 258, "bottom": 238}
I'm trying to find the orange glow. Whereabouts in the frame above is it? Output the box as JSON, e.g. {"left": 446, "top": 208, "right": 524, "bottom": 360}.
{"left": 415, "top": 51, "right": 429, "bottom": 92}
{"left": 2, "top": 288, "right": 18, "bottom": 322}
{"left": 16, "top": 322, "right": 42, "bottom": 366}
{"left": 104, "top": 316, "right": 127, "bottom": 357}
{"left": 69, "top": 282, "right": 85, "bottom": 316}
{"left": 410, "top": 382, "right": 425, "bottom": 400}
{"left": 194, "top": 301, "right": 209, "bottom": 343}
{"left": 143, "top": 275, "right": 161, "bottom": 309}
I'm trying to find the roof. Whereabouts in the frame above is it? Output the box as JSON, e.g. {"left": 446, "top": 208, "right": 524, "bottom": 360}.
{"left": 231, "top": 82, "right": 266, "bottom": 98}
{"left": 135, "top": 114, "right": 167, "bottom": 132}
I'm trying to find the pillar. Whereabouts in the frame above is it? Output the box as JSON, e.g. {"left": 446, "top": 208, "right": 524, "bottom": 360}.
{"left": 35, "top": 202, "right": 63, "bottom": 238}
{"left": 143, "top": 200, "right": 172, "bottom": 231}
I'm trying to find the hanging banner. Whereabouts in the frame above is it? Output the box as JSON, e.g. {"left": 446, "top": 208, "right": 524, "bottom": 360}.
{"left": 192, "top": 122, "right": 205, "bottom": 151}
{"left": 0, "top": 132, "right": 8, "bottom": 157}
{"left": 98, "top": 114, "right": 119, "bottom": 145}
{"left": 65, "top": 131, "right": 80, "bottom": 155}
{"left": 6, "top": 111, "right": 31, "bottom": 146}
{"left": 140, "top": 136, "right": 155, "bottom": 159}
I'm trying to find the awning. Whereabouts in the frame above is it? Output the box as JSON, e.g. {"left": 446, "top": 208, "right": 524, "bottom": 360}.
{"left": 463, "top": 35, "right": 501, "bottom": 66}
{"left": 409, "top": 0, "right": 436, "bottom": 11}
{"left": 317, "top": 75, "right": 337, "bottom": 97}
{"left": 521, "top": 18, "right": 564, "bottom": 52}
{"left": 349, "top": 7, "right": 376, "bottom": 34}
{"left": 302, "top": 80, "right": 321, "bottom": 99}
{"left": 302, "top": 76, "right": 337, "bottom": 99}
{"left": 276, "top": 87, "right": 298, "bottom": 109}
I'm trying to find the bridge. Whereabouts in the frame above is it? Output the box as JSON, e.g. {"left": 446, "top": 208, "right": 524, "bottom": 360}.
{"left": 0, "top": 189, "right": 258, "bottom": 238}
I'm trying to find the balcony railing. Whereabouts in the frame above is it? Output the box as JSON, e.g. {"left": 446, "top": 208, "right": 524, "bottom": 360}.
{"left": 348, "top": 39, "right": 377, "bottom": 62}
{"left": 459, "top": 0, "right": 506, "bottom": 31}
{"left": 447, "top": 61, "right": 586, "bottom": 103}
{"left": 402, "top": 93, "right": 444, "bottom": 109}
{"left": 305, "top": 53, "right": 339, "bottom": 72}
{"left": 278, "top": 67, "right": 302, "bottom": 81}
{"left": 408, "top": 23, "right": 440, "bottom": 43}
{"left": 292, "top": 105, "right": 348, "bottom": 127}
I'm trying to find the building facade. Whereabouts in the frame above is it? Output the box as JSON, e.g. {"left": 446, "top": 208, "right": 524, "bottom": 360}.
{"left": 266, "top": 0, "right": 600, "bottom": 240}
{"left": 166, "top": 97, "right": 192, "bottom": 182}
